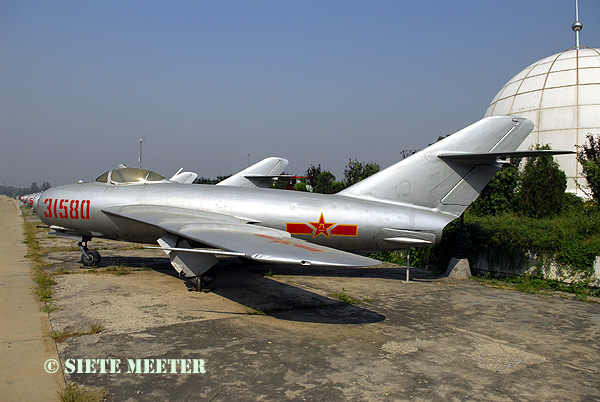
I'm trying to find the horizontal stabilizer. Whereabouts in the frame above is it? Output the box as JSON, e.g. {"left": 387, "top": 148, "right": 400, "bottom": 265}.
{"left": 439, "top": 149, "right": 574, "bottom": 164}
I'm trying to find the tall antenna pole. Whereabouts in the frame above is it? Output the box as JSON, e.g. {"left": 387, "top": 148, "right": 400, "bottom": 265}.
{"left": 572, "top": 0, "right": 583, "bottom": 48}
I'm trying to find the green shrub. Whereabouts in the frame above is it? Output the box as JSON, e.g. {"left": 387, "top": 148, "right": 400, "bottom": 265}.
{"left": 470, "top": 162, "right": 520, "bottom": 216}
{"left": 514, "top": 145, "right": 567, "bottom": 218}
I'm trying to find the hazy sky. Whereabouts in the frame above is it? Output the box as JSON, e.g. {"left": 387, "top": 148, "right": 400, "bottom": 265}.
{"left": 2, "top": 0, "right": 599, "bottom": 187}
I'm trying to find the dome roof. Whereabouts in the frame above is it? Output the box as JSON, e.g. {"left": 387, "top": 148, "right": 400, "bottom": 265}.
{"left": 485, "top": 47, "right": 600, "bottom": 195}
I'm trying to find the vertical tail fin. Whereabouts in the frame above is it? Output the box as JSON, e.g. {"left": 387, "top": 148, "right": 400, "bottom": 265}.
{"left": 217, "top": 157, "right": 289, "bottom": 188}
{"left": 338, "top": 116, "right": 534, "bottom": 216}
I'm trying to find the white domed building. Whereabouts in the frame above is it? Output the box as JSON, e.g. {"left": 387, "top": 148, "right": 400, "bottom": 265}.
{"left": 485, "top": 47, "right": 600, "bottom": 196}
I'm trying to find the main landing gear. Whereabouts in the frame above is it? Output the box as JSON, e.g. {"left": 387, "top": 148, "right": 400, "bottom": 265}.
{"left": 78, "top": 236, "right": 101, "bottom": 267}
{"left": 191, "top": 266, "right": 219, "bottom": 292}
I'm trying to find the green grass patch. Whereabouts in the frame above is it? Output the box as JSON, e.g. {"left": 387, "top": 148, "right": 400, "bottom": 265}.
{"left": 246, "top": 302, "right": 331, "bottom": 315}
{"left": 245, "top": 307, "right": 266, "bottom": 315}
{"left": 33, "top": 267, "right": 56, "bottom": 302}
{"left": 49, "top": 319, "right": 105, "bottom": 343}
{"left": 42, "top": 303, "right": 58, "bottom": 313}
{"left": 104, "top": 264, "right": 129, "bottom": 275}
{"left": 90, "top": 319, "right": 104, "bottom": 334}
{"left": 22, "top": 219, "right": 43, "bottom": 266}
{"left": 331, "top": 288, "right": 362, "bottom": 305}
{"left": 44, "top": 245, "right": 80, "bottom": 253}
{"left": 49, "top": 329, "right": 72, "bottom": 343}
{"left": 58, "top": 383, "right": 107, "bottom": 402}
{"left": 54, "top": 267, "right": 72, "bottom": 275}
{"left": 22, "top": 217, "right": 60, "bottom": 309}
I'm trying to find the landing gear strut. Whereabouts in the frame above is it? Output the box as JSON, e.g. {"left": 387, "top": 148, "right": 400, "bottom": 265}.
{"left": 191, "top": 266, "right": 219, "bottom": 292}
{"left": 78, "top": 236, "right": 101, "bottom": 267}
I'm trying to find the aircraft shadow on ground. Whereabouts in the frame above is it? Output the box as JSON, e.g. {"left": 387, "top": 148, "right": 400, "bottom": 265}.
{"left": 99, "top": 255, "right": 174, "bottom": 271}
{"left": 100, "top": 255, "right": 389, "bottom": 325}
{"left": 207, "top": 263, "right": 387, "bottom": 325}
{"left": 98, "top": 254, "right": 440, "bottom": 281}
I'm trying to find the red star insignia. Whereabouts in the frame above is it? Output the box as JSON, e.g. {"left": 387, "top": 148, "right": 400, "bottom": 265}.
{"left": 309, "top": 213, "right": 335, "bottom": 238}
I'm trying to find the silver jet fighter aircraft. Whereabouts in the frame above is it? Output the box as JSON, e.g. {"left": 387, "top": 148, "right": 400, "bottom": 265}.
{"left": 36, "top": 116, "right": 561, "bottom": 290}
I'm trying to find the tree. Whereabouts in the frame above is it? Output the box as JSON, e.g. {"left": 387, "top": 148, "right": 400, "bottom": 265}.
{"left": 343, "top": 159, "right": 380, "bottom": 187}
{"left": 272, "top": 173, "right": 292, "bottom": 190}
{"left": 470, "top": 158, "right": 521, "bottom": 216}
{"left": 514, "top": 145, "right": 567, "bottom": 218}
{"left": 305, "top": 164, "right": 321, "bottom": 188}
{"left": 0, "top": 185, "right": 18, "bottom": 197}
{"left": 313, "top": 171, "right": 344, "bottom": 194}
{"left": 400, "top": 149, "right": 417, "bottom": 160}
{"left": 576, "top": 133, "right": 600, "bottom": 204}
{"left": 30, "top": 182, "right": 40, "bottom": 193}
{"left": 41, "top": 181, "right": 51, "bottom": 191}
{"left": 294, "top": 182, "right": 308, "bottom": 192}
{"left": 216, "top": 175, "right": 232, "bottom": 183}
{"left": 195, "top": 177, "right": 219, "bottom": 184}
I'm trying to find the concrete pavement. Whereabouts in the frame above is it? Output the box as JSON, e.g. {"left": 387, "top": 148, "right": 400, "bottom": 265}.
{"left": 9, "top": 197, "right": 600, "bottom": 401}
{"left": 0, "top": 196, "right": 64, "bottom": 402}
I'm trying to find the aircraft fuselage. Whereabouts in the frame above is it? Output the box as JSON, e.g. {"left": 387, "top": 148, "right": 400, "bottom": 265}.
{"left": 37, "top": 182, "right": 454, "bottom": 252}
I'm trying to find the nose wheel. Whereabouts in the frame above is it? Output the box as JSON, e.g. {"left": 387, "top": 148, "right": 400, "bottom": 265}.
{"left": 78, "top": 238, "right": 101, "bottom": 267}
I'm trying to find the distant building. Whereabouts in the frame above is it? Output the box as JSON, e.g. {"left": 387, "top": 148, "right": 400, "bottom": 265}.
{"left": 485, "top": 47, "right": 600, "bottom": 196}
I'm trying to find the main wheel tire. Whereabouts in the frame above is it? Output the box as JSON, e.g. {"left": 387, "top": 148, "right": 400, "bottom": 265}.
{"left": 200, "top": 266, "right": 219, "bottom": 287}
{"left": 81, "top": 249, "right": 101, "bottom": 267}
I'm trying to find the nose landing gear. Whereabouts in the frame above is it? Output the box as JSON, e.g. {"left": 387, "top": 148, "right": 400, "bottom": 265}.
{"left": 78, "top": 237, "right": 101, "bottom": 267}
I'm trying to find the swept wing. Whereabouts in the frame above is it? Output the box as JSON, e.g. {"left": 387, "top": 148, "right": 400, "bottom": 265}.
{"left": 102, "top": 205, "right": 379, "bottom": 276}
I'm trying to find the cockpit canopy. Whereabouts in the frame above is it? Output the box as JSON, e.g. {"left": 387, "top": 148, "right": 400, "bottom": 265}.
{"left": 95, "top": 168, "right": 167, "bottom": 185}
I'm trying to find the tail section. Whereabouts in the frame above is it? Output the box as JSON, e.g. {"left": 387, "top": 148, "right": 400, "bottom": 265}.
{"left": 217, "top": 157, "right": 289, "bottom": 188}
{"left": 338, "top": 116, "right": 535, "bottom": 216}
{"left": 170, "top": 168, "right": 198, "bottom": 184}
